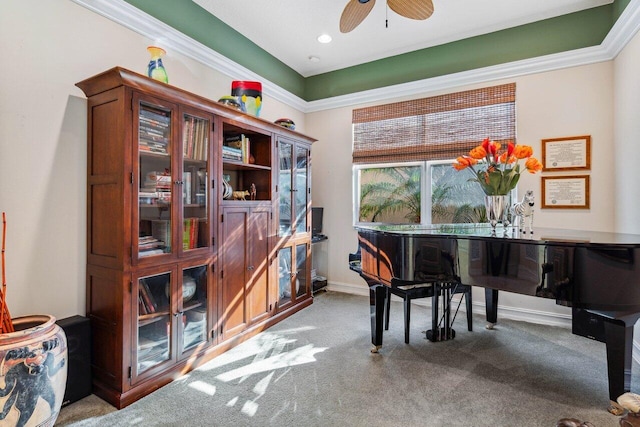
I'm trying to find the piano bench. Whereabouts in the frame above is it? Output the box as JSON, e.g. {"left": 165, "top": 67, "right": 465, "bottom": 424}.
{"left": 385, "top": 283, "right": 473, "bottom": 344}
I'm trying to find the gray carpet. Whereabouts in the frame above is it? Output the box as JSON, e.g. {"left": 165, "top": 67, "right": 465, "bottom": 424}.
{"left": 56, "top": 291, "right": 636, "bottom": 426}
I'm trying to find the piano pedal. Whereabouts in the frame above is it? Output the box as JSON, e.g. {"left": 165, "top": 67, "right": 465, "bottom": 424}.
{"left": 485, "top": 323, "right": 496, "bottom": 330}
{"left": 426, "top": 328, "right": 456, "bottom": 342}
{"left": 371, "top": 345, "right": 382, "bottom": 353}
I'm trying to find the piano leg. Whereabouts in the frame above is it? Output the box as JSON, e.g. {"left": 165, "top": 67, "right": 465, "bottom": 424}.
{"left": 444, "top": 286, "right": 451, "bottom": 339}
{"left": 384, "top": 287, "right": 391, "bottom": 331}
{"left": 465, "top": 287, "right": 473, "bottom": 332}
{"left": 485, "top": 288, "right": 499, "bottom": 330}
{"left": 370, "top": 284, "right": 386, "bottom": 353}
{"left": 603, "top": 317, "right": 635, "bottom": 402}
{"left": 426, "top": 283, "right": 440, "bottom": 342}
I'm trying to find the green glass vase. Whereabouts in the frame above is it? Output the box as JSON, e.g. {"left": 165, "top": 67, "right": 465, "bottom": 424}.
{"left": 147, "top": 46, "right": 168, "bottom": 83}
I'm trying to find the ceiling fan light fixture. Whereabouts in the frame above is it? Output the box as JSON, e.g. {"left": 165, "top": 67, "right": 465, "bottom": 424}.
{"left": 317, "top": 34, "right": 332, "bottom": 44}
{"left": 340, "top": 0, "right": 433, "bottom": 33}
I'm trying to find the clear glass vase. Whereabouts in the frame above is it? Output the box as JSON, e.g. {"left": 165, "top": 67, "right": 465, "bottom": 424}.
{"left": 484, "top": 194, "right": 508, "bottom": 235}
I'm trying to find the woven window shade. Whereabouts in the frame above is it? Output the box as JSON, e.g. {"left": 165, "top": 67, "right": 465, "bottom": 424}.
{"left": 352, "top": 83, "right": 516, "bottom": 164}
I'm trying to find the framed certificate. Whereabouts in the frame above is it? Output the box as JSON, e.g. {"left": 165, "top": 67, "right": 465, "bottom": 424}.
{"left": 541, "top": 175, "right": 590, "bottom": 209}
{"left": 541, "top": 135, "right": 591, "bottom": 171}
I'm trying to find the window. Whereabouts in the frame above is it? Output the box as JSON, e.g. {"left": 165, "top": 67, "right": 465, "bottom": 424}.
{"left": 355, "top": 163, "right": 422, "bottom": 224}
{"left": 352, "top": 83, "right": 516, "bottom": 225}
{"left": 354, "top": 160, "right": 489, "bottom": 225}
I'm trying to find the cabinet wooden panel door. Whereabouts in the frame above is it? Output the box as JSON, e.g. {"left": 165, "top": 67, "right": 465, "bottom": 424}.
{"left": 246, "top": 207, "right": 271, "bottom": 324}
{"left": 220, "top": 204, "right": 271, "bottom": 339}
{"left": 220, "top": 208, "right": 248, "bottom": 339}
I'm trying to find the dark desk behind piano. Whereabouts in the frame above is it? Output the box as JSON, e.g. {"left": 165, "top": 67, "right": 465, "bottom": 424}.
{"left": 352, "top": 224, "right": 640, "bottom": 402}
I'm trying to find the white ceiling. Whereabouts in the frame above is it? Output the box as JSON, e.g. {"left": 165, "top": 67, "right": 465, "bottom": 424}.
{"left": 193, "top": 0, "right": 612, "bottom": 77}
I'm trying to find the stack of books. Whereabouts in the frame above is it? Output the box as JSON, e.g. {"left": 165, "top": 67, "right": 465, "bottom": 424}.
{"left": 222, "top": 134, "right": 250, "bottom": 163}
{"left": 139, "top": 171, "right": 171, "bottom": 204}
{"left": 138, "top": 219, "right": 171, "bottom": 258}
{"left": 139, "top": 108, "right": 170, "bottom": 154}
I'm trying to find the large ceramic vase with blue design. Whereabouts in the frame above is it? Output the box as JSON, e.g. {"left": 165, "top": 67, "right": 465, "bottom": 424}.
{"left": 0, "top": 315, "right": 67, "bottom": 427}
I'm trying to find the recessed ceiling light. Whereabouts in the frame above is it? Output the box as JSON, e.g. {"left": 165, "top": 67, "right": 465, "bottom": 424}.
{"left": 317, "top": 34, "right": 332, "bottom": 44}
{"left": 308, "top": 56, "right": 320, "bottom": 63}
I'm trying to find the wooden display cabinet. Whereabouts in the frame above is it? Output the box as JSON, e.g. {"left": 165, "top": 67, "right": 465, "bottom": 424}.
{"left": 77, "top": 67, "right": 315, "bottom": 408}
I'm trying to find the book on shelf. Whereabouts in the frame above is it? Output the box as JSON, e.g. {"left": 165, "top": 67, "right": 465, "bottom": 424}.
{"left": 139, "top": 280, "right": 157, "bottom": 313}
{"left": 223, "top": 134, "right": 250, "bottom": 163}
{"left": 151, "top": 220, "right": 171, "bottom": 250}
{"left": 183, "top": 171, "right": 192, "bottom": 205}
{"left": 141, "top": 172, "right": 171, "bottom": 203}
{"left": 140, "top": 107, "right": 170, "bottom": 124}
{"left": 139, "top": 108, "right": 170, "bottom": 155}
{"left": 139, "top": 248, "right": 164, "bottom": 258}
{"left": 183, "top": 116, "right": 208, "bottom": 161}
{"left": 242, "top": 136, "right": 250, "bottom": 164}
{"left": 222, "top": 146, "right": 242, "bottom": 161}
{"left": 182, "top": 218, "right": 199, "bottom": 250}
{"left": 138, "top": 294, "right": 148, "bottom": 315}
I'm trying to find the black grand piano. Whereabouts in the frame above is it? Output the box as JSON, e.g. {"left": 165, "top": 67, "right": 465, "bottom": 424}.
{"left": 352, "top": 223, "right": 640, "bottom": 402}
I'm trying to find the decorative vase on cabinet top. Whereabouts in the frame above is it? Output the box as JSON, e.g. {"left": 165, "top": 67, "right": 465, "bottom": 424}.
{"left": 231, "top": 81, "right": 262, "bottom": 117}
{"left": 147, "top": 46, "right": 168, "bottom": 83}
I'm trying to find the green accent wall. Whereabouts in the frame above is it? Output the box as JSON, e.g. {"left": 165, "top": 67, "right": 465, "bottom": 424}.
{"left": 123, "top": 0, "right": 306, "bottom": 96}
{"left": 305, "top": 5, "right": 614, "bottom": 100}
{"left": 124, "top": 1, "right": 627, "bottom": 102}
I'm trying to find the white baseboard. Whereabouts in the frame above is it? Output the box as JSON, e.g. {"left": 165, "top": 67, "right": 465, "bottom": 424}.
{"left": 327, "top": 281, "right": 571, "bottom": 327}
{"left": 326, "top": 281, "right": 640, "bottom": 365}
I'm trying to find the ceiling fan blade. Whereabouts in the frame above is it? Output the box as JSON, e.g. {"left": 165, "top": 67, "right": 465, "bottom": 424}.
{"left": 340, "top": 0, "right": 376, "bottom": 33}
{"left": 387, "top": 0, "right": 434, "bottom": 21}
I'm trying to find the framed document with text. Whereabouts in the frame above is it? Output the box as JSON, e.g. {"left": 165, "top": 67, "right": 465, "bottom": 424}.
{"left": 541, "top": 175, "right": 590, "bottom": 209}
{"left": 541, "top": 135, "right": 591, "bottom": 171}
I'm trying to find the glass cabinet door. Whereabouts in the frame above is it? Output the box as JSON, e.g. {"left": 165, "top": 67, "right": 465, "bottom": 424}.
{"left": 278, "top": 139, "right": 310, "bottom": 237}
{"left": 136, "top": 271, "right": 172, "bottom": 375}
{"left": 295, "top": 244, "right": 309, "bottom": 298}
{"left": 181, "top": 111, "right": 210, "bottom": 253}
{"left": 179, "top": 264, "right": 208, "bottom": 355}
{"left": 277, "top": 244, "right": 309, "bottom": 308}
{"left": 278, "top": 246, "right": 293, "bottom": 307}
{"left": 294, "top": 145, "right": 309, "bottom": 235}
{"left": 278, "top": 141, "right": 293, "bottom": 237}
{"left": 137, "top": 101, "right": 173, "bottom": 259}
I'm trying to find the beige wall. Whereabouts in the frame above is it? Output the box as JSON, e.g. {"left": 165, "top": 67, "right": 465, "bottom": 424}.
{"left": 1, "top": 0, "right": 638, "bottom": 326}
{"left": 0, "top": 0, "right": 304, "bottom": 318}
{"left": 307, "top": 62, "right": 616, "bottom": 322}
{"left": 613, "top": 26, "right": 640, "bottom": 233}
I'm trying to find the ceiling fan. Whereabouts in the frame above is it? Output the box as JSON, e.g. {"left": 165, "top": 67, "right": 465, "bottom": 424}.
{"left": 339, "top": 0, "right": 434, "bottom": 33}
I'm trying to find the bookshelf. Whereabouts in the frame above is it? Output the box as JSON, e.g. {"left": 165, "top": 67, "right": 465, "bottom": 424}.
{"left": 76, "top": 67, "right": 316, "bottom": 408}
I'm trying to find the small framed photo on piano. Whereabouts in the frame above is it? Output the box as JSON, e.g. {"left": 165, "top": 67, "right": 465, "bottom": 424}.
{"left": 541, "top": 175, "right": 590, "bottom": 209}
{"left": 541, "top": 135, "right": 591, "bottom": 171}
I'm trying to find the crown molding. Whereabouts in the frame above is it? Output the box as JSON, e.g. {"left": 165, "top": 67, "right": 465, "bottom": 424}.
{"left": 307, "top": 0, "right": 640, "bottom": 113}
{"left": 70, "top": 0, "right": 308, "bottom": 112}
{"left": 73, "top": 0, "right": 640, "bottom": 114}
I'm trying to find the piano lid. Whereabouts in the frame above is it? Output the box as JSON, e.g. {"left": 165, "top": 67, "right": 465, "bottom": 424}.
{"left": 354, "top": 224, "right": 640, "bottom": 247}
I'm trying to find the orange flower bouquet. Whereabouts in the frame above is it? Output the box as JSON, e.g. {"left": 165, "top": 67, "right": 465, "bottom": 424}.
{"left": 453, "top": 138, "right": 542, "bottom": 195}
